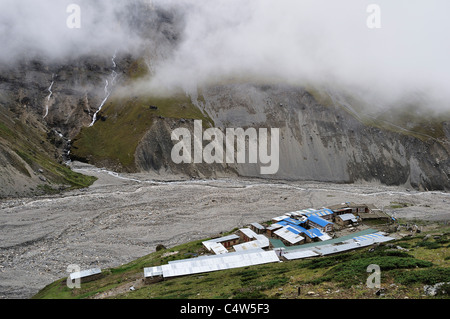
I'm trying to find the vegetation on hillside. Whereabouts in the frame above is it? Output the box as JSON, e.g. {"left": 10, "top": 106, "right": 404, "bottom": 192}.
{"left": 33, "top": 223, "right": 450, "bottom": 299}
{"left": 306, "top": 87, "right": 450, "bottom": 143}
{"left": 71, "top": 58, "right": 214, "bottom": 172}
{"left": 0, "top": 108, "right": 97, "bottom": 196}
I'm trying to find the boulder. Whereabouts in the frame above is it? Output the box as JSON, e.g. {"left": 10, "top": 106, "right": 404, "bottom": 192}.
{"left": 424, "top": 282, "right": 450, "bottom": 296}
{"left": 156, "top": 244, "right": 166, "bottom": 251}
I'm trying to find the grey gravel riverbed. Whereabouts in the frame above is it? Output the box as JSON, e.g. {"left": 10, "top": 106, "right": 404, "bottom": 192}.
{"left": 1, "top": 162, "right": 449, "bottom": 299}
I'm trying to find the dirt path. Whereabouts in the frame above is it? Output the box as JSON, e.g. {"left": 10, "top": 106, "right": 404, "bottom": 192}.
{"left": 0, "top": 162, "right": 449, "bottom": 299}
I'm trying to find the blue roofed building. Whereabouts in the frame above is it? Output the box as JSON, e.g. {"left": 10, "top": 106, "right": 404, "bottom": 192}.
{"left": 283, "top": 217, "right": 302, "bottom": 226}
{"left": 307, "top": 215, "right": 334, "bottom": 232}
{"left": 300, "top": 208, "right": 334, "bottom": 220}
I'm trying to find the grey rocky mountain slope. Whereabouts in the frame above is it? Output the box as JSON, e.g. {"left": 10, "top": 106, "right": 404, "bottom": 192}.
{"left": 1, "top": 2, "right": 449, "bottom": 197}
{"left": 1, "top": 53, "right": 449, "bottom": 198}
{"left": 135, "top": 83, "right": 450, "bottom": 190}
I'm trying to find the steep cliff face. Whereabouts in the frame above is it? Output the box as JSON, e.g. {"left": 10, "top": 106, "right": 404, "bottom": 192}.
{"left": 135, "top": 117, "right": 238, "bottom": 178}
{"left": 132, "top": 83, "right": 450, "bottom": 190}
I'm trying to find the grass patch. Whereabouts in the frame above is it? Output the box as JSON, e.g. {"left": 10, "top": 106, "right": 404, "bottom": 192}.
{"left": 15, "top": 147, "right": 97, "bottom": 190}
{"left": 0, "top": 122, "right": 15, "bottom": 138}
{"left": 390, "top": 202, "right": 414, "bottom": 209}
{"left": 71, "top": 93, "right": 213, "bottom": 171}
{"left": 393, "top": 267, "right": 450, "bottom": 286}
{"left": 71, "top": 56, "right": 214, "bottom": 171}
{"left": 34, "top": 224, "right": 450, "bottom": 299}
{"left": 326, "top": 256, "right": 433, "bottom": 288}
{"left": 0, "top": 108, "right": 97, "bottom": 194}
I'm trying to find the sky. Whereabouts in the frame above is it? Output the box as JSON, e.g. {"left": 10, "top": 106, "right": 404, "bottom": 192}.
{"left": 0, "top": 0, "right": 449, "bottom": 111}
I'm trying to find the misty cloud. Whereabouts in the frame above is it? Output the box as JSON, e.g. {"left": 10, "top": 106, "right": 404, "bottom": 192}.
{"left": 147, "top": 0, "right": 450, "bottom": 110}
{"left": 0, "top": 0, "right": 144, "bottom": 62}
{"left": 1, "top": 0, "right": 449, "bottom": 110}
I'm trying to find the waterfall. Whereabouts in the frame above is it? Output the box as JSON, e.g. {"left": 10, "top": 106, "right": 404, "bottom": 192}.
{"left": 43, "top": 75, "right": 55, "bottom": 119}
{"left": 89, "top": 52, "right": 118, "bottom": 127}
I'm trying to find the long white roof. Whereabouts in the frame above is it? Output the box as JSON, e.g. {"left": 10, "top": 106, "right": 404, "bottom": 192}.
{"left": 281, "top": 232, "right": 395, "bottom": 259}
{"left": 144, "top": 266, "right": 163, "bottom": 278}
{"left": 160, "top": 250, "right": 280, "bottom": 278}
{"left": 283, "top": 250, "right": 319, "bottom": 260}
{"left": 69, "top": 268, "right": 102, "bottom": 280}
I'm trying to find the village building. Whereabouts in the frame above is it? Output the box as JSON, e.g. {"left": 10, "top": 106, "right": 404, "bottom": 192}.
{"left": 306, "top": 215, "right": 334, "bottom": 232}
{"left": 335, "top": 213, "right": 359, "bottom": 226}
{"left": 273, "top": 226, "right": 305, "bottom": 246}
{"left": 250, "top": 222, "right": 265, "bottom": 234}
{"left": 233, "top": 234, "right": 270, "bottom": 252}
{"left": 300, "top": 208, "right": 334, "bottom": 220}
{"left": 69, "top": 268, "right": 102, "bottom": 284}
{"left": 358, "top": 204, "right": 392, "bottom": 222}
{"left": 208, "top": 242, "right": 229, "bottom": 255}
{"left": 326, "top": 203, "right": 354, "bottom": 216}
{"left": 266, "top": 223, "right": 283, "bottom": 237}
{"left": 352, "top": 203, "right": 369, "bottom": 214}
{"left": 142, "top": 203, "right": 395, "bottom": 282}
{"left": 202, "top": 234, "right": 240, "bottom": 251}
{"left": 272, "top": 215, "right": 288, "bottom": 223}
{"left": 239, "top": 228, "right": 259, "bottom": 242}
{"left": 149, "top": 249, "right": 281, "bottom": 279}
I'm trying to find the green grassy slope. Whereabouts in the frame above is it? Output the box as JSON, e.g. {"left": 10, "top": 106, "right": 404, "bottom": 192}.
{"left": 71, "top": 93, "right": 213, "bottom": 171}
{"left": 0, "top": 107, "right": 97, "bottom": 195}
{"left": 71, "top": 58, "right": 213, "bottom": 172}
{"left": 34, "top": 224, "right": 450, "bottom": 299}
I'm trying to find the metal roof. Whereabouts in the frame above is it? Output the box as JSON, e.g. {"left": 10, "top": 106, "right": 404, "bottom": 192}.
{"left": 144, "top": 266, "right": 163, "bottom": 278}
{"left": 210, "top": 243, "right": 229, "bottom": 255}
{"left": 338, "top": 213, "right": 358, "bottom": 222}
{"left": 279, "top": 228, "right": 379, "bottom": 251}
{"left": 301, "top": 208, "right": 334, "bottom": 218}
{"left": 307, "top": 215, "right": 333, "bottom": 227}
{"left": 280, "top": 231, "right": 395, "bottom": 257}
{"left": 160, "top": 250, "right": 280, "bottom": 278}
{"left": 312, "top": 244, "right": 344, "bottom": 255}
{"left": 239, "top": 228, "right": 258, "bottom": 239}
{"left": 283, "top": 250, "right": 319, "bottom": 260}
{"left": 353, "top": 232, "right": 390, "bottom": 242}
{"left": 294, "top": 208, "right": 316, "bottom": 215}
{"left": 309, "top": 228, "right": 325, "bottom": 237}
{"left": 289, "top": 225, "right": 319, "bottom": 239}
{"left": 166, "top": 250, "right": 258, "bottom": 266}
{"left": 311, "top": 232, "right": 395, "bottom": 255}
{"left": 203, "top": 234, "right": 239, "bottom": 250}
{"left": 272, "top": 215, "right": 288, "bottom": 222}
{"left": 283, "top": 217, "right": 302, "bottom": 226}
{"left": 274, "top": 226, "right": 305, "bottom": 245}
{"left": 233, "top": 235, "right": 269, "bottom": 252}
{"left": 250, "top": 222, "right": 265, "bottom": 230}
{"left": 266, "top": 223, "right": 283, "bottom": 231}
{"left": 319, "top": 233, "right": 332, "bottom": 241}
{"left": 69, "top": 268, "right": 102, "bottom": 280}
